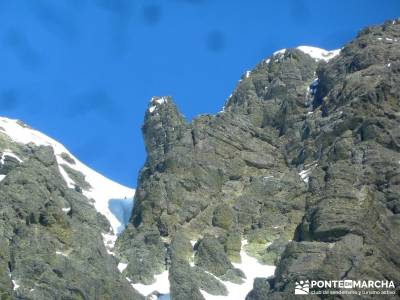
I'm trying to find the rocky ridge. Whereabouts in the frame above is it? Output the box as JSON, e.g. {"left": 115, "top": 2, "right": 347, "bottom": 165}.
{"left": 0, "top": 117, "right": 142, "bottom": 299}
{"left": 117, "top": 19, "right": 400, "bottom": 299}
{"left": 0, "top": 19, "right": 399, "bottom": 300}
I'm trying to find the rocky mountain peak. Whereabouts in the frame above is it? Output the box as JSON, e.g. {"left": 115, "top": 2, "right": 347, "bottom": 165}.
{"left": 117, "top": 19, "right": 400, "bottom": 300}
{"left": 1, "top": 19, "right": 399, "bottom": 300}
{"left": 143, "top": 96, "right": 188, "bottom": 166}
{"left": 223, "top": 47, "right": 323, "bottom": 129}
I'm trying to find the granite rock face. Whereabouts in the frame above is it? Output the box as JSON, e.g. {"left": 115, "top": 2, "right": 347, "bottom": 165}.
{"left": 1, "top": 19, "right": 399, "bottom": 300}
{"left": 0, "top": 134, "right": 143, "bottom": 299}
{"left": 264, "top": 20, "right": 400, "bottom": 299}
{"left": 117, "top": 20, "right": 400, "bottom": 299}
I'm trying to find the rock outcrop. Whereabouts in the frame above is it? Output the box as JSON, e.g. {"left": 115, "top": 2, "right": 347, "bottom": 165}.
{"left": 0, "top": 122, "right": 143, "bottom": 299}
{"left": 1, "top": 19, "right": 399, "bottom": 300}
{"left": 262, "top": 19, "right": 400, "bottom": 299}
{"left": 117, "top": 19, "right": 400, "bottom": 299}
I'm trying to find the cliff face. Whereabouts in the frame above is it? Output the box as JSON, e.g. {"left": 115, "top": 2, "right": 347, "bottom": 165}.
{"left": 263, "top": 20, "right": 400, "bottom": 299}
{"left": 0, "top": 119, "right": 142, "bottom": 300}
{"left": 117, "top": 20, "right": 400, "bottom": 299}
{"left": 1, "top": 19, "right": 399, "bottom": 300}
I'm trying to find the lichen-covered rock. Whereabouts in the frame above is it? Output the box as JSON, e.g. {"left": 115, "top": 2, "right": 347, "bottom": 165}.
{"left": 116, "top": 226, "right": 166, "bottom": 284}
{"left": 0, "top": 144, "right": 143, "bottom": 299}
{"left": 168, "top": 233, "right": 227, "bottom": 299}
{"left": 195, "top": 235, "right": 234, "bottom": 277}
{"left": 169, "top": 260, "right": 204, "bottom": 300}
{"left": 2, "top": 18, "right": 397, "bottom": 300}
{"left": 212, "top": 204, "right": 236, "bottom": 230}
{"left": 261, "top": 238, "right": 289, "bottom": 265}
{"left": 220, "top": 231, "right": 242, "bottom": 262}
{"left": 169, "top": 230, "right": 193, "bottom": 262}
{"left": 245, "top": 278, "right": 271, "bottom": 300}
{"left": 60, "top": 163, "right": 92, "bottom": 191}
{"left": 193, "top": 266, "right": 228, "bottom": 296}
{"left": 120, "top": 19, "right": 400, "bottom": 299}
{"left": 250, "top": 19, "right": 400, "bottom": 299}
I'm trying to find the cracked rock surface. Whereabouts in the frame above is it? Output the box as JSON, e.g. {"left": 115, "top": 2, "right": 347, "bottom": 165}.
{"left": 117, "top": 20, "right": 400, "bottom": 299}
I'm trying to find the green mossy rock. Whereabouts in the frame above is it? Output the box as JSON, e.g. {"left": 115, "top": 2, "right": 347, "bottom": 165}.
{"left": 212, "top": 204, "right": 235, "bottom": 230}
{"left": 195, "top": 235, "right": 234, "bottom": 277}
{"left": 0, "top": 146, "right": 143, "bottom": 300}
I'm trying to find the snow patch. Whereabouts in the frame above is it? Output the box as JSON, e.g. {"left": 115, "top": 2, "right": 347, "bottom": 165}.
{"left": 273, "top": 48, "right": 286, "bottom": 56}
{"left": 299, "top": 163, "right": 318, "bottom": 183}
{"left": 131, "top": 270, "right": 170, "bottom": 297}
{"left": 245, "top": 71, "right": 251, "bottom": 78}
{"left": 149, "top": 97, "right": 168, "bottom": 113}
{"left": 299, "top": 169, "right": 312, "bottom": 183}
{"left": 310, "top": 77, "right": 319, "bottom": 86}
{"left": 58, "top": 165, "right": 75, "bottom": 189}
{"left": 189, "top": 240, "right": 197, "bottom": 267}
{"left": 56, "top": 251, "right": 69, "bottom": 257}
{"left": 118, "top": 262, "right": 128, "bottom": 273}
{"left": 0, "top": 150, "right": 22, "bottom": 164}
{"left": 296, "top": 46, "right": 340, "bottom": 62}
{"left": 376, "top": 37, "right": 398, "bottom": 42}
{"left": 102, "top": 233, "right": 117, "bottom": 255}
{"left": 0, "top": 117, "right": 135, "bottom": 242}
{"left": 154, "top": 97, "right": 167, "bottom": 105}
{"left": 12, "top": 280, "right": 20, "bottom": 290}
{"left": 269, "top": 46, "right": 339, "bottom": 65}
{"left": 189, "top": 256, "right": 195, "bottom": 267}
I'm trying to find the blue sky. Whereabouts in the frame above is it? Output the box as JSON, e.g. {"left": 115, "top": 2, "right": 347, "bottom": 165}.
{"left": 0, "top": 0, "right": 399, "bottom": 187}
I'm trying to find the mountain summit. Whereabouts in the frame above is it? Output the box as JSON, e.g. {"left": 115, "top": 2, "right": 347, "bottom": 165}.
{"left": 117, "top": 19, "right": 400, "bottom": 300}
{"left": 1, "top": 19, "right": 400, "bottom": 300}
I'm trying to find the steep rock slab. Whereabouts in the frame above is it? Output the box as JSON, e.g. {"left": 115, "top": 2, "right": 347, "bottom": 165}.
{"left": 255, "top": 19, "right": 400, "bottom": 299}
{"left": 0, "top": 119, "right": 142, "bottom": 300}
{"left": 117, "top": 48, "right": 332, "bottom": 299}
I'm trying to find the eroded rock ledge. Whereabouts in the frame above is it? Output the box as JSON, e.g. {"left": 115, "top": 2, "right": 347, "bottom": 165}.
{"left": 116, "top": 19, "right": 400, "bottom": 300}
